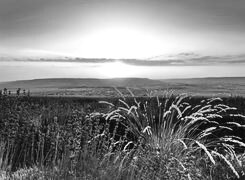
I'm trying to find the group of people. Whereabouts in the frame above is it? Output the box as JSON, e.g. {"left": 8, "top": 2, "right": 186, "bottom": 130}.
{"left": 0, "top": 88, "right": 30, "bottom": 96}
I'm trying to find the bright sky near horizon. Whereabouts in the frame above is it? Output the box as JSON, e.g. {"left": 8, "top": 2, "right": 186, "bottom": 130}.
{"left": 1, "top": 0, "right": 245, "bottom": 81}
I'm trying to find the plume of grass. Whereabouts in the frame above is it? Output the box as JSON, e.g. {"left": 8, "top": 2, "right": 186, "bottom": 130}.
{"left": 101, "top": 93, "right": 245, "bottom": 179}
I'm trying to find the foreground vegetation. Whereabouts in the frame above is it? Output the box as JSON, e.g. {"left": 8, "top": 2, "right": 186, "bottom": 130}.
{"left": 0, "top": 93, "right": 245, "bottom": 179}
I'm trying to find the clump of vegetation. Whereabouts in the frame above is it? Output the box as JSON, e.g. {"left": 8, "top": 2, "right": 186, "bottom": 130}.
{"left": 92, "top": 94, "right": 245, "bottom": 179}
{"left": 0, "top": 93, "right": 245, "bottom": 179}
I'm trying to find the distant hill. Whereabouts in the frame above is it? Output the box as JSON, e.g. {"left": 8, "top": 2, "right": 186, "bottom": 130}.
{"left": 0, "top": 77, "right": 245, "bottom": 97}
{"left": 0, "top": 78, "right": 163, "bottom": 89}
{"left": 161, "top": 77, "right": 245, "bottom": 85}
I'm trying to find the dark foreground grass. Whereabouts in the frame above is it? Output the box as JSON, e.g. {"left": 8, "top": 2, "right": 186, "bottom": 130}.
{"left": 0, "top": 94, "right": 245, "bottom": 179}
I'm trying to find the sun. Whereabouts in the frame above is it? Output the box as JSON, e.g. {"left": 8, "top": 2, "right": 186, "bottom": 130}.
{"left": 72, "top": 26, "right": 165, "bottom": 59}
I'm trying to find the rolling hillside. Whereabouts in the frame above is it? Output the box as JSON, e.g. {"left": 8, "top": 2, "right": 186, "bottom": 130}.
{"left": 0, "top": 77, "right": 244, "bottom": 97}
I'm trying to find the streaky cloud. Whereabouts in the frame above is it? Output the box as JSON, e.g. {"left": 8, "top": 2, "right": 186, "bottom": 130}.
{"left": 1, "top": 53, "right": 245, "bottom": 66}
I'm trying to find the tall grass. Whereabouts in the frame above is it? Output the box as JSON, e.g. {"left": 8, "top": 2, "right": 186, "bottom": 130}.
{"left": 96, "top": 94, "right": 245, "bottom": 179}
{"left": 0, "top": 94, "right": 245, "bottom": 179}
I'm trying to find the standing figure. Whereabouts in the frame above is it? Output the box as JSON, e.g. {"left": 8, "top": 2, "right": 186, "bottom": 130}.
{"left": 16, "top": 88, "right": 21, "bottom": 96}
{"left": 3, "top": 88, "right": 7, "bottom": 95}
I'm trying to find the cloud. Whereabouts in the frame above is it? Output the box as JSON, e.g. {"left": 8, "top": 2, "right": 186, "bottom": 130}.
{"left": 1, "top": 53, "right": 245, "bottom": 66}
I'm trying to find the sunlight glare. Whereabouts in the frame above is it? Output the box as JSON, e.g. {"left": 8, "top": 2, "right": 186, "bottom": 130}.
{"left": 97, "top": 61, "right": 136, "bottom": 78}
{"left": 74, "top": 26, "right": 166, "bottom": 59}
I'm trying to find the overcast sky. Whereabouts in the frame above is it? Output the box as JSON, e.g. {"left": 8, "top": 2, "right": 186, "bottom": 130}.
{"left": 0, "top": 0, "right": 245, "bottom": 81}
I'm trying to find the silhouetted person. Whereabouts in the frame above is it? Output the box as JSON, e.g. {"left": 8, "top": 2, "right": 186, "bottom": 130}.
{"left": 8, "top": 90, "right": 11, "bottom": 95}
{"left": 23, "top": 89, "right": 26, "bottom": 95}
{"left": 16, "top": 88, "right": 21, "bottom": 96}
{"left": 3, "top": 88, "right": 7, "bottom": 95}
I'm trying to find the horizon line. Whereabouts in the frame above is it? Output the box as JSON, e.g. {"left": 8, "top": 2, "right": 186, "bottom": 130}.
{"left": 1, "top": 76, "right": 245, "bottom": 83}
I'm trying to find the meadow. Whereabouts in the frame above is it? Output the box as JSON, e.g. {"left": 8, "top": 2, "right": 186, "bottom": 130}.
{"left": 0, "top": 92, "right": 245, "bottom": 179}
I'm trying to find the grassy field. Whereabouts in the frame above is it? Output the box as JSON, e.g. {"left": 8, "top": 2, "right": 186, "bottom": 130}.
{"left": 0, "top": 93, "right": 245, "bottom": 179}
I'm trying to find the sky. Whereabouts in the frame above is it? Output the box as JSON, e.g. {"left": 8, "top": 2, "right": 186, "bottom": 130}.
{"left": 0, "top": 0, "right": 245, "bottom": 81}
